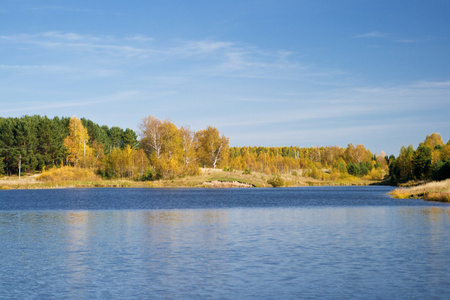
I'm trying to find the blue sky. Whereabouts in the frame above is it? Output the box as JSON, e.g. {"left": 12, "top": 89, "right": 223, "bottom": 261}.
{"left": 1, "top": 0, "right": 449, "bottom": 155}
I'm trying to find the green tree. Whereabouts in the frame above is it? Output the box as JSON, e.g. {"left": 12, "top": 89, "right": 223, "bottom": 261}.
{"left": 108, "top": 127, "right": 123, "bottom": 149}
{"left": 0, "top": 118, "right": 18, "bottom": 175}
{"left": 413, "top": 144, "right": 432, "bottom": 180}
{"left": 390, "top": 145, "right": 415, "bottom": 183}
{"left": 347, "top": 162, "right": 360, "bottom": 176}
{"left": 123, "top": 128, "right": 139, "bottom": 149}
{"left": 432, "top": 158, "right": 450, "bottom": 181}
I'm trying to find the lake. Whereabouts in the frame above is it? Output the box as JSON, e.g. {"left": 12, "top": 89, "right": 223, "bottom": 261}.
{"left": 1, "top": 186, "right": 450, "bottom": 299}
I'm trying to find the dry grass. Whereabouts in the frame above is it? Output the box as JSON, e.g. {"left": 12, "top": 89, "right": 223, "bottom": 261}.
{"left": 424, "top": 193, "right": 450, "bottom": 202}
{"left": 390, "top": 179, "right": 450, "bottom": 202}
{"left": 163, "top": 168, "right": 379, "bottom": 188}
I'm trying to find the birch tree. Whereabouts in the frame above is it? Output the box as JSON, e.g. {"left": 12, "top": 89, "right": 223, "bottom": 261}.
{"left": 64, "top": 116, "right": 92, "bottom": 168}
{"left": 140, "top": 116, "right": 163, "bottom": 159}
{"left": 196, "top": 126, "right": 229, "bottom": 169}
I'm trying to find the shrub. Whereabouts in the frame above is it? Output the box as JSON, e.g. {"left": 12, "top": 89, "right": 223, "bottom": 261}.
{"left": 140, "top": 170, "right": 154, "bottom": 181}
{"left": 267, "top": 175, "right": 284, "bottom": 187}
{"left": 347, "top": 162, "right": 360, "bottom": 176}
{"left": 390, "top": 189, "right": 412, "bottom": 199}
{"left": 242, "top": 169, "right": 251, "bottom": 175}
{"left": 306, "top": 166, "right": 323, "bottom": 180}
{"left": 424, "top": 192, "right": 450, "bottom": 202}
{"left": 39, "top": 166, "right": 100, "bottom": 182}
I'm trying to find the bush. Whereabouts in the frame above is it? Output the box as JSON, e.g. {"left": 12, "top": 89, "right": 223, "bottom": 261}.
{"left": 140, "top": 170, "right": 154, "bottom": 181}
{"left": 347, "top": 162, "right": 360, "bottom": 176}
{"left": 267, "top": 175, "right": 284, "bottom": 187}
{"left": 242, "top": 169, "right": 251, "bottom": 175}
{"left": 39, "top": 166, "right": 100, "bottom": 182}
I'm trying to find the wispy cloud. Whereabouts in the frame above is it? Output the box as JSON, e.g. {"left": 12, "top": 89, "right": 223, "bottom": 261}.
{"left": 0, "top": 64, "right": 73, "bottom": 73}
{"left": 181, "top": 40, "right": 234, "bottom": 53}
{"left": 354, "top": 31, "right": 387, "bottom": 39}
{"left": 26, "top": 5, "right": 121, "bottom": 16}
{"left": 0, "top": 91, "right": 139, "bottom": 114}
{"left": 228, "top": 117, "right": 435, "bottom": 149}
{"left": 0, "top": 31, "right": 312, "bottom": 80}
{"left": 41, "top": 31, "right": 100, "bottom": 41}
{"left": 410, "top": 80, "right": 450, "bottom": 88}
{"left": 126, "top": 35, "right": 154, "bottom": 42}
{"left": 354, "top": 31, "right": 417, "bottom": 43}
{"left": 0, "top": 32, "right": 154, "bottom": 57}
{"left": 0, "top": 63, "right": 119, "bottom": 77}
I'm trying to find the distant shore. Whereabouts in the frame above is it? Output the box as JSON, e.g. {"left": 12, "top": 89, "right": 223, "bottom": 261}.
{"left": 3, "top": 170, "right": 449, "bottom": 203}
{"left": 0, "top": 168, "right": 381, "bottom": 190}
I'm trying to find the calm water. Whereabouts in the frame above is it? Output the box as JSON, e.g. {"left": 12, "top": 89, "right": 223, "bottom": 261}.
{"left": 1, "top": 186, "right": 450, "bottom": 299}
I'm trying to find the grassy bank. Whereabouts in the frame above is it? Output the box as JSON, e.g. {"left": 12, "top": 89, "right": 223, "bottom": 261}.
{"left": 390, "top": 179, "right": 450, "bottom": 202}
{"left": 0, "top": 168, "right": 382, "bottom": 190}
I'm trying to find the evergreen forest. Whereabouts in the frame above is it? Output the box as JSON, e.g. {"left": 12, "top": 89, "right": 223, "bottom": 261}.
{"left": 0, "top": 115, "right": 449, "bottom": 184}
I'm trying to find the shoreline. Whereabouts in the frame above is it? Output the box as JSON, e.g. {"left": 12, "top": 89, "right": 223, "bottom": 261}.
{"left": 390, "top": 179, "right": 450, "bottom": 203}
{"left": 5, "top": 173, "right": 450, "bottom": 203}
{"left": 0, "top": 179, "right": 382, "bottom": 190}
{"left": 0, "top": 172, "right": 383, "bottom": 190}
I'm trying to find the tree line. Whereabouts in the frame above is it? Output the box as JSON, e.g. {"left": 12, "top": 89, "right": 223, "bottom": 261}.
{"left": 0, "top": 115, "right": 448, "bottom": 184}
{"left": 227, "top": 143, "right": 388, "bottom": 180}
{"left": 0, "top": 115, "right": 138, "bottom": 176}
{"left": 388, "top": 133, "right": 450, "bottom": 183}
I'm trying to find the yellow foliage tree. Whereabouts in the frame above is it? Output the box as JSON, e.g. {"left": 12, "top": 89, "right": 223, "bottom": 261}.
{"left": 104, "top": 145, "right": 149, "bottom": 178}
{"left": 196, "top": 126, "right": 229, "bottom": 169}
{"left": 64, "top": 116, "right": 92, "bottom": 168}
{"left": 140, "top": 116, "right": 200, "bottom": 178}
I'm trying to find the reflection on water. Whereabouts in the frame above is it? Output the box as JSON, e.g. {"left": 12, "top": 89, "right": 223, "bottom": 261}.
{"left": 1, "top": 187, "right": 450, "bottom": 299}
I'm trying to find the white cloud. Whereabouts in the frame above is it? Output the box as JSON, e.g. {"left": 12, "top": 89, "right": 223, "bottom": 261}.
{"left": 27, "top": 5, "right": 120, "bottom": 15}
{"left": 0, "top": 32, "right": 312, "bottom": 81}
{"left": 41, "top": 32, "right": 87, "bottom": 41}
{"left": 354, "top": 31, "right": 417, "bottom": 44}
{"left": 0, "top": 32, "right": 154, "bottom": 57}
{"left": 410, "top": 80, "right": 450, "bottom": 88}
{"left": 0, "top": 64, "right": 72, "bottom": 72}
{"left": 182, "top": 40, "right": 234, "bottom": 53}
{"left": 0, "top": 91, "right": 139, "bottom": 114}
{"left": 354, "top": 31, "right": 388, "bottom": 39}
{"left": 126, "top": 35, "right": 154, "bottom": 42}
{"left": 0, "top": 64, "right": 119, "bottom": 78}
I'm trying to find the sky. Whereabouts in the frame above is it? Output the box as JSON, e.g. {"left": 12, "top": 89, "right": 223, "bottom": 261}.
{"left": 1, "top": 0, "right": 449, "bottom": 155}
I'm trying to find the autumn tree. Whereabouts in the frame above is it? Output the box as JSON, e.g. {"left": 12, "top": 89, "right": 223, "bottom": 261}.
{"left": 139, "top": 116, "right": 200, "bottom": 178}
{"left": 423, "top": 133, "right": 444, "bottom": 149}
{"left": 196, "top": 126, "right": 229, "bottom": 169}
{"left": 103, "top": 145, "right": 149, "bottom": 178}
{"left": 140, "top": 116, "right": 164, "bottom": 159}
{"left": 64, "top": 116, "right": 92, "bottom": 168}
{"left": 152, "top": 121, "right": 183, "bottom": 178}
{"left": 180, "top": 126, "right": 199, "bottom": 175}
